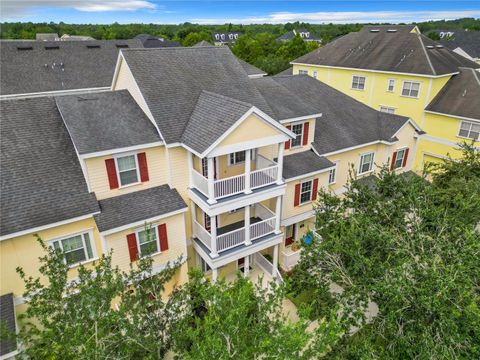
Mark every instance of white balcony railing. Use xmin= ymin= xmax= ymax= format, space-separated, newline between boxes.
xmin=214 ymin=174 xmax=245 ymax=199
xmin=193 ymin=220 xmax=212 ymax=250
xmin=281 ymin=247 xmax=301 ymax=271
xmin=192 ymin=170 xmax=209 ymax=197
xmin=217 ymin=227 xmax=245 ymax=252
xmin=251 ymin=217 xmax=276 ymax=241
xmin=250 ymin=165 xmax=278 ymax=190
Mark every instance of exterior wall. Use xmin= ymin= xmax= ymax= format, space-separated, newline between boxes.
xmin=85 ymin=146 xmax=168 ymax=200
xmin=282 ymin=118 xmax=316 ymax=155
xmin=0 ymin=217 xmax=102 ymax=299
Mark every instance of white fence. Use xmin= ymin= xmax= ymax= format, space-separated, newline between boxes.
xmin=214 ymin=174 xmax=245 ymax=199
xmin=250 ymin=165 xmax=278 ymax=189
xmin=251 ymin=218 xmax=276 ymax=240
xmin=217 ymin=227 xmax=245 ymax=252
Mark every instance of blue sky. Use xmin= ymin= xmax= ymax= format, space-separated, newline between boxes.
xmin=2 ymin=1 xmax=480 ymax=24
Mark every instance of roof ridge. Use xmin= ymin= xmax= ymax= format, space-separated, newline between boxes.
xmin=468 ymin=68 xmax=480 ymax=86
xmin=200 ymin=89 xmax=254 ymax=108
xmin=121 ymin=46 xmax=228 ymax=52
xmin=417 ymin=33 xmax=436 ymax=76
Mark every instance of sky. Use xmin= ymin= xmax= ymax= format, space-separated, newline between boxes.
xmin=1 ymin=0 xmax=480 ymax=24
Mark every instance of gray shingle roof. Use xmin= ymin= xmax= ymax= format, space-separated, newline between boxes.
xmin=181 ymin=91 xmax=253 ymax=154
xmin=134 ymin=34 xmax=180 ymax=48
xmin=0 ymin=293 xmax=16 ymax=356
xmin=236 ymin=58 xmax=266 ymax=77
xmin=121 ymin=46 xmax=273 ymax=144
xmin=283 ymin=150 xmax=334 ymax=179
xmin=426 ymin=67 xmax=480 ymax=121
xmin=55 ymin=90 xmax=161 ymax=155
xmin=193 ymin=40 xmax=213 ymax=47
xmin=275 ymin=67 xmax=293 ymax=76
xmin=271 ymin=75 xmax=410 ymax=155
xmin=251 ymin=76 xmax=320 ymax=120
xmin=0 ymin=39 xmax=143 ymax=96
xmin=293 ymin=25 xmax=479 ymax=76
xmin=0 ymin=97 xmax=99 ymax=237
xmin=94 ymin=185 xmax=187 ymax=232
xmin=436 ymin=30 xmax=480 ymax=59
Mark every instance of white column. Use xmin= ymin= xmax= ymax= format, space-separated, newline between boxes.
xmin=244 ymin=205 xmax=251 ymax=246
xmin=277 ymin=143 xmax=284 ymax=185
xmin=244 ymin=256 xmax=250 ymax=277
xmin=188 ymin=152 xmax=193 ymax=188
xmin=207 ymin=156 xmax=216 ymax=204
xmin=244 ymin=149 xmax=252 ymax=194
xmin=191 ymin=202 xmax=197 ymax=236
xmin=275 ymin=196 xmax=282 ymax=234
xmin=272 ymin=244 xmax=279 ymax=278
xmin=210 ymin=215 xmax=218 ymax=258
xmin=212 ymin=268 xmax=218 ymax=283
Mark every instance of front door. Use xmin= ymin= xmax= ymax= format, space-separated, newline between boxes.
xmin=285 ymin=224 xmax=296 ymax=246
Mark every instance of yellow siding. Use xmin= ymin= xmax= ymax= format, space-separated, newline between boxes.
xmin=85 ymin=146 xmax=168 ymax=200
xmin=0 ymin=217 xmax=102 ymax=298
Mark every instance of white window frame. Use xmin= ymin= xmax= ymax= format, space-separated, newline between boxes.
xmin=401 ymin=81 xmax=421 ymax=98
xmin=393 ymin=147 xmax=407 ymax=169
xmin=298 ymin=69 xmax=308 ymax=75
xmin=312 ymin=71 xmax=318 ymax=79
xmin=387 ymin=79 xmax=395 ymax=92
xmin=49 ymin=229 xmax=97 ymax=267
xmin=328 ymin=164 xmax=337 ymax=185
xmin=228 ymin=151 xmax=246 ymax=166
xmin=457 ymin=120 xmax=480 ymax=141
xmin=290 ymin=122 xmax=304 ymax=148
xmin=379 ymin=105 xmax=396 ymax=114
xmin=300 ymin=179 xmax=313 ymax=205
xmin=135 ymin=225 xmax=161 ymax=258
xmin=358 ymin=152 xmax=375 ymax=175
xmin=197 ymin=254 xmax=211 ymax=274
xmin=351 ymin=75 xmax=366 ymax=91
xmin=114 ymin=152 xmax=140 ymax=188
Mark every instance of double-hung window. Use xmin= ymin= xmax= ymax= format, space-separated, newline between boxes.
xmin=359 ymin=152 xmax=374 ymax=174
xmin=51 ymin=231 xmax=95 ymax=266
xmin=291 ymin=123 xmax=304 ymax=147
xmin=328 ymin=165 xmax=337 ymax=185
xmin=351 ymin=75 xmax=366 ymax=90
xmin=393 ymin=148 xmax=407 ymax=169
xmin=229 ymin=151 xmax=246 ymax=165
xmin=401 ymin=81 xmax=420 ymax=98
xmin=137 ymin=227 xmax=159 ymax=257
xmin=300 ymin=180 xmax=312 ymax=204
xmin=458 ymin=121 xmax=480 ymax=141
xmin=116 ymin=154 xmax=139 ymax=186
xmin=380 ymin=106 xmax=395 ymax=114
xmin=313 ymin=71 xmax=318 ymax=79
xmin=387 ymin=79 xmax=395 ymax=92
xmin=298 ymin=69 xmax=308 ymax=75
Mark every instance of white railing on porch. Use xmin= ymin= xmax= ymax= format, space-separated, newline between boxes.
xmin=217 ymin=227 xmax=245 ymax=252
xmin=192 ymin=170 xmax=209 ymax=197
xmin=193 ymin=220 xmax=212 ymax=250
xmin=256 ymin=154 xmax=276 ymax=168
xmin=250 ymin=165 xmax=278 ymax=190
xmin=254 ymin=203 xmax=275 ymax=219
xmin=281 ymin=248 xmax=301 ymax=271
xmin=255 ymin=253 xmax=284 ymax=285
xmin=251 ymin=218 xmax=276 ymax=241
xmin=214 ymin=174 xmax=245 ymax=199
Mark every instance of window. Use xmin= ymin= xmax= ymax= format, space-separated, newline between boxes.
xmin=116 ymin=154 xmax=139 ymax=186
xmin=229 ymin=151 xmax=246 ymax=165
xmin=328 ymin=165 xmax=337 ymax=184
xmin=401 ymin=81 xmax=420 ymax=98
xmin=300 ymin=180 xmax=312 ymax=204
xmin=199 ymin=256 xmax=211 ymax=273
xmin=393 ymin=148 xmax=407 ymax=169
xmin=298 ymin=69 xmax=308 ymax=75
xmin=351 ymin=75 xmax=366 ymax=90
xmin=312 ymin=71 xmax=318 ymax=79
xmin=137 ymin=227 xmax=159 ymax=257
xmin=359 ymin=152 xmax=374 ymax=174
xmin=387 ymin=79 xmax=395 ymax=92
xmin=379 ymin=106 xmax=395 ymax=114
xmin=51 ymin=231 xmax=95 ymax=266
xmin=458 ymin=121 xmax=480 ymax=141
xmin=291 ymin=123 xmax=303 ymax=147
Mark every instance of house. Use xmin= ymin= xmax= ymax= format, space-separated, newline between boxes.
xmin=134 ymin=34 xmax=181 ymax=48
xmin=435 ymin=30 xmax=480 ymax=64
xmin=0 ymin=46 xmax=421 ymax=342
xmin=291 ymin=25 xmax=480 ymax=169
xmin=278 ymin=29 xmax=321 ymax=43
xmin=36 ymin=33 xmax=59 ymax=41
xmin=60 ymin=34 xmax=95 ymax=41
xmin=212 ymin=32 xmax=242 ymax=46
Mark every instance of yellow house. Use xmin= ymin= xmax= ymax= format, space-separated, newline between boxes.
xmin=291 ymin=25 xmax=479 ymax=169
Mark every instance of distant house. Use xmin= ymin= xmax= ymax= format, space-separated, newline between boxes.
xmin=36 ymin=33 xmax=59 ymax=41
xmin=434 ymin=29 xmax=480 ymax=64
xmin=134 ymin=34 xmax=181 ymax=48
xmin=60 ymin=34 xmax=95 ymax=41
xmin=212 ymin=32 xmax=242 ymax=46
xmin=278 ymin=29 xmax=321 ymax=44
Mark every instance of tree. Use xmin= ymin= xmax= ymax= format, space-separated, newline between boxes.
xmin=182 ymin=31 xmax=211 ymax=47
xmin=292 ymin=144 xmax=480 ymax=359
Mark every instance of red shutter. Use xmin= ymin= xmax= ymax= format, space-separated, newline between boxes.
xmin=285 ymin=125 xmax=291 ymax=150
xmin=137 ymin=152 xmax=149 ymax=182
xmin=311 ymin=178 xmax=319 ymax=201
xmin=302 ymin=122 xmax=309 ymax=146
xmin=158 ymin=224 xmax=169 ymax=252
xmin=105 ymin=159 xmax=119 ymax=189
xmin=294 ymin=183 xmax=301 ymax=207
xmin=390 ymin=152 xmax=398 ymax=171
xmin=127 ymin=233 xmax=138 ymax=262
xmin=402 ymin=148 xmax=409 ymax=167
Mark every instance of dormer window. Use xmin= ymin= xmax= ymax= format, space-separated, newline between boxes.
xmin=116 ymin=154 xmax=140 ymax=186
xmin=290 ymin=124 xmax=304 ymax=147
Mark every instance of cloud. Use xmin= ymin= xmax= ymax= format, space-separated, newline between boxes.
xmin=1 ymin=0 xmax=156 ymax=20
xmin=191 ymin=10 xmax=480 ymax=25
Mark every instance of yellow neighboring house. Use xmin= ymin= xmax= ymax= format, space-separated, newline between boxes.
xmin=291 ymin=25 xmax=480 ymax=169
xmin=1 ymin=45 xmax=422 ymax=357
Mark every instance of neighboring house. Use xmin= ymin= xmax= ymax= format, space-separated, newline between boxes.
xmin=278 ymin=29 xmax=322 ymax=43
xmin=60 ymin=34 xmax=95 ymax=41
xmin=0 ymin=46 xmax=421 ymax=344
xmin=435 ymin=29 xmax=480 ymax=64
xmin=212 ymin=32 xmax=242 ymax=46
xmin=36 ymin=33 xmax=59 ymax=41
xmin=134 ymin=34 xmax=181 ymax=48
xmin=291 ymin=25 xmax=480 ymax=169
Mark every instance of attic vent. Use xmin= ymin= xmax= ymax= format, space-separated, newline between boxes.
xmin=86 ymin=45 xmax=100 ymax=49
xmin=116 ymin=44 xmax=129 ymax=48
xmin=45 ymin=45 xmax=59 ymax=50
xmin=426 ymin=45 xmax=435 ymax=49
xmin=435 ymin=45 xmax=444 ymax=48
xmin=17 ymin=46 xmax=33 ymax=51
xmin=370 ymin=29 xmax=380 ymax=33
xmin=387 ymin=29 xmax=397 ymax=33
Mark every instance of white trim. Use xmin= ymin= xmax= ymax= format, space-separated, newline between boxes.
xmin=281 ymin=211 xmax=315 ymax=227
xmin=379 ymin=105 xmax=396 ymax=114
xmin=351 ymin=74 xmax=367 ymax=91
xmin=0 ymin=350 xmax=19 ymax=360
xmin=319 ymin=140 xmax=396 ymax=157
xmin=392 ymin=118 xmax=422 ymax=137
xmin=279 ymin=113 xmax=322 ymax=124
xmin=400 ymin=80 xmax=421 ymax=99
xmin=48 ymin=229 xmax=97 ymax=268
xmin=285 ymin=166 xmax=335 ymax=182
xmin=79 ymin=142 xmax=163 ymax=159
xmin=209 ymin=134 xmax=287 ymax=157
xmin=0 ymin=213 xmax=98 ymax=241
xmin=299 ymin=179 xmax=313 ymax=205
xmin=421 ymin=79 xmax=433 ymax=127
xmin=419 ymin=134 xmax=462 ymax=148
xmin=424 ymin=110 xmax=480 ymax=123
xmin=290 ymin=62 xmax=459 ymax=79
xmin=358 ymin=151 xmax=375 ymax=175
xmin=248 ymin=73 xmax=268 ymax=79
xmin=0 ymin=87 xmax=110 ymax=100
xmin=135 ymin=224 xmax=161 ymax=258
xmin=328 ymin=163 xmax=338 ymax=185
xmin=457 ymin=120 xmax=480 ymax=141
xmin=114 ymin=152 xmax=141 ymax=188
xmin=100 ymin=207 xmax=188 ymax=236
xmin=386 ymin=78 xmax=396 ymax=92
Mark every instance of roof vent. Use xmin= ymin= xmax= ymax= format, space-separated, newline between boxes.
xmin=426 ymin=45 xmax=435 ymax=49
xmin=86 ymin=44 xmax=100 ymax=49
xmin=17 ymin=46 xmax=33 ymax=51
xmin=387 ymin=29 xmax=397 ymax=33
xmin=45 ymin=45 xmax=59 ymax=50
xmin=435 ymin=44 xmax=444 ymax=48
xmin=370 ymin=29 xmax=380 ymax=33
xmin=116 ymin=44 xmax=129 ymax=48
